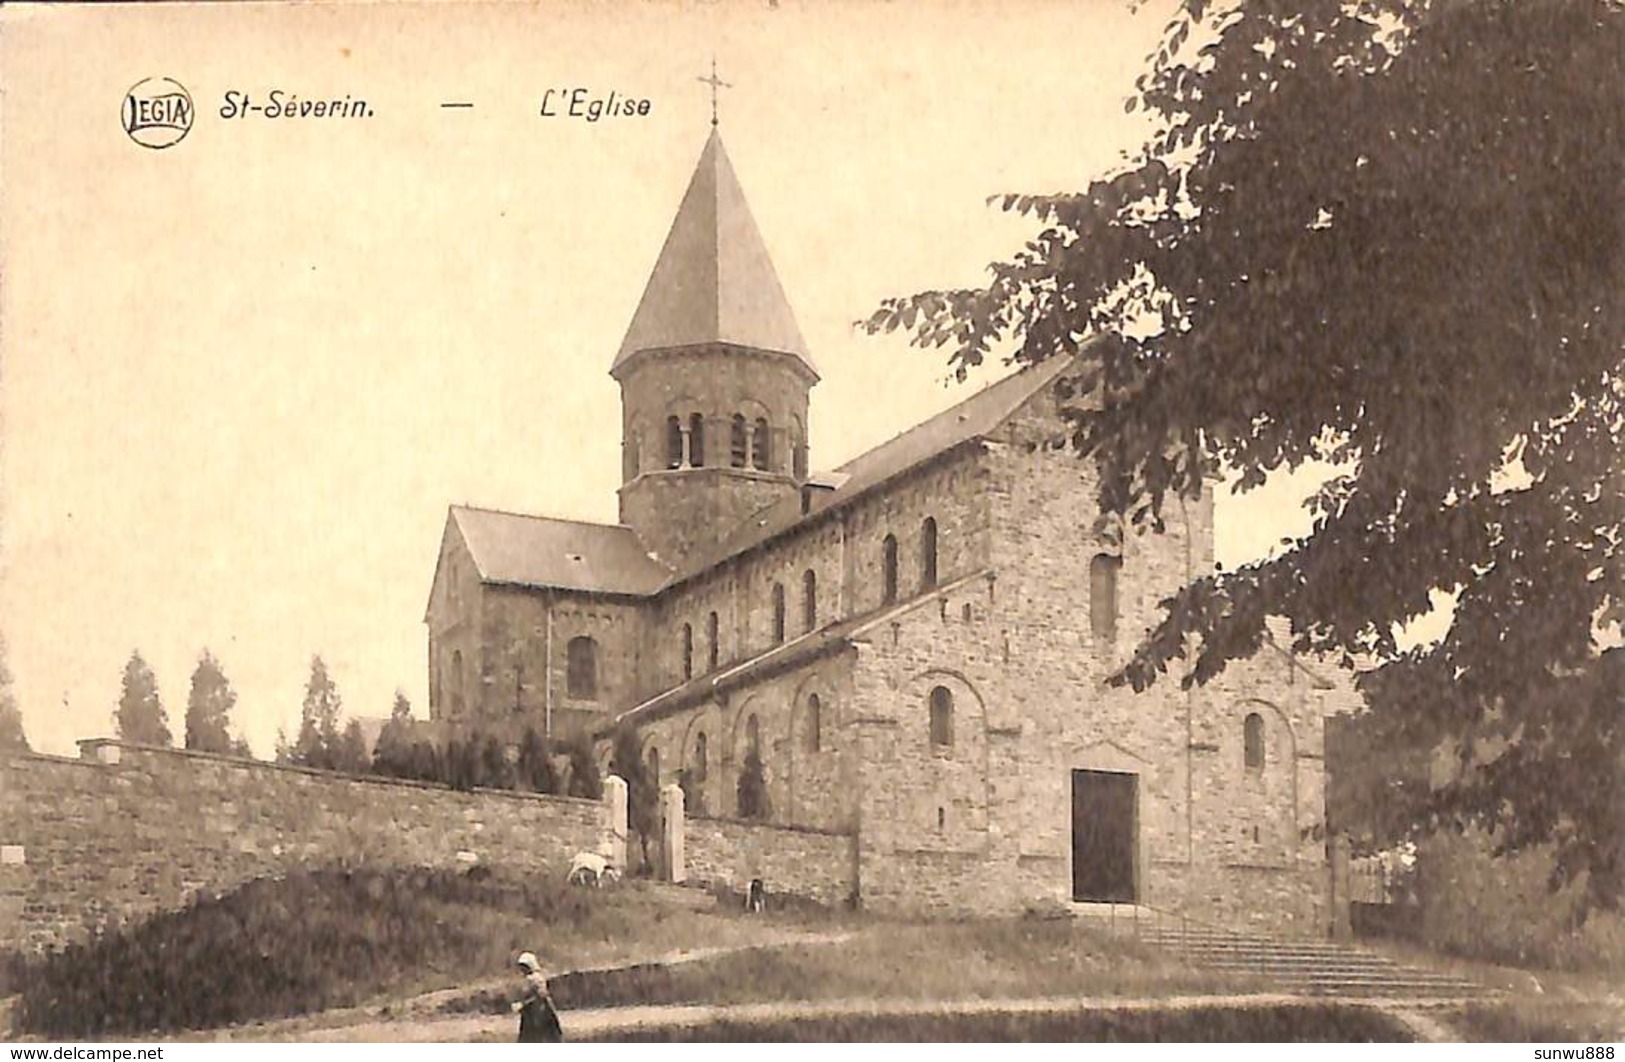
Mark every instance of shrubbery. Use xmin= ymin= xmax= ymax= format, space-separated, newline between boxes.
xmin=11 ymin=865 xmax=596 ymax=1038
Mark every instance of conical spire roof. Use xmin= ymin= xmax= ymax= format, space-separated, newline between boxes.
xmin=613 ymin=128 xmax=815 ymax=376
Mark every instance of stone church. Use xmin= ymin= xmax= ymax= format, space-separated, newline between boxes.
xmin=424 ymin=128 xmax=1357 ymax=926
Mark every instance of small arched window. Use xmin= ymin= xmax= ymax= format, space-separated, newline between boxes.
xmin=681 ymin=623 xmax=694 ymax=681
xmin=730 ymin=414 xmax=749 ymax=468
xmin=1244 ymin=712 xmax=1265 ymax=771
xmin=666 ymin=415 xmax=684 ymax=469
xmin=921 ymin=517 xmax=939 ymax=589
xmin=694 ymin=731 xmax=708 ymax=781
xmin=646 ymin=744 xmax=661 ymax=786
xmin=688 ymin=412 xmax=706 ymax=467
xmin=566 ymin=636 xmax=598 ymax=700
xmin=707 ymin=610 xmax=720 ymax=671
xmin=802 ymin=569 xmax=817 ymax=631
xmin=882 ymin=534 xmax=899 ymax=604
xmin=752 ymin=418 xmax=771 ymax=471
xmin=807 ymin=694 xmax=822 ymax=753
xmin=746 ymin=714 xmax=761 ymax=757
xmin=1090 ymin=554 xmax=1122 ymax=640
xmin=929 ymin=685 xmax=953 ymax=747
xmin=771 ymin=583 xmax=786 ymax=645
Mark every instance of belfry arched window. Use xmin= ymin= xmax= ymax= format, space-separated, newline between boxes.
xmin=882 ymin=534 xmax=899 ymax=604
xmin=752 ymin=418 xmax=771 ymax=471
xmin=681 ymin=623 xmax=694 ymax=681
xmin=666 ymin=416 xmax=684 ymax=469
xmin=1244 ymin=712 xmax=1265 ymax=771
xmin=730 ymin=415 xmax=749 ymax=468
xmin=566 ymin=636 xmax=598 ymax=700
xmin=929 ymin=686 xmax=953 ymax=747
xmin=803 ymin=569 xmax=817 ymax=631
xmin=921 ymin=517 xmax=939 ymax=589
xmin=707 ymin=610 xmax=720 ymax=671
xmin=688 ymin=412 xmax=706 ymax=467
xmin=771 ymin=583 xmax=787 ymax=645
xmin=1090 ymin=554 xmax=1122 ymax=640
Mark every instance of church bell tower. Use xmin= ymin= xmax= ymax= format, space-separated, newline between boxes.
xmin=612 ymin=127 xmax=818 ymax=568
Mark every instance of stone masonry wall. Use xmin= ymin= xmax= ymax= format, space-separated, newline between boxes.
xmin=684 ymin=814 xmax=858 ymax=909
xmin=0 ymin=741 xmax=608 ymax=955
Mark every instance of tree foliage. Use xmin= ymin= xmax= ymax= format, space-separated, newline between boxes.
xmin=515 ymin=725 xmax=558 ymax=794
xmin=867 ymin=0 xmax=1624 ymax=906
xmin=565 ymin=735 xmax=603 ymax=801
xmin=184 ymin=650 xmax=241 ymax=755
xmin=290 ymin=655 xmax=343 ymax=770
xmin=371 ymin=690 xmax=416 ymax=778
xmin=610 ymin=726 xmax=659 ymax=873
xmin=115 ymin=651 xmax=171 ymax=747
xmin=0 ymin=634 xmax=28 ymax=752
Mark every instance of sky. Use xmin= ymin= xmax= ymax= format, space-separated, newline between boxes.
xmin=0 ymin=0 xmax=1327 ymax=758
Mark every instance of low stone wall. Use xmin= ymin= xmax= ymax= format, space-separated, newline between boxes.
xmin=684 ymin=814 xmax=858 ymax=908
xmin=0 ymin=740 xmax=610 ymax=954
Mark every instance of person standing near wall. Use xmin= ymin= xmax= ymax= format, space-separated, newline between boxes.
xmin=512 ymin=951 xmax=563 ymax=1042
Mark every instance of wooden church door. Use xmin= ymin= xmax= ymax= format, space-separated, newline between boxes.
xmin=1071 ymin=768 xmax=1139 ymax=903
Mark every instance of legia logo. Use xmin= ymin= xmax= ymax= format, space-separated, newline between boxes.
xmin=123 ymin=77 xmax=194 ymax=149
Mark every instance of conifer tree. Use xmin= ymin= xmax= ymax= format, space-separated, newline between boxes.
xmin=292 ymin=655 xmax=342 ymax=769
xmin=184 ymin=650 xmax=239 ymax=754
xmin=115 ymin=651 xmax=171 ymax=746
xmin=0 ymin=634 xmax=28 ymax=752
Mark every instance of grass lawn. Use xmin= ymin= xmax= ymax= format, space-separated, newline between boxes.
xmin=437 ymin=915 xmax=1263 ymax=1017
xmin=576 ymin=1003 xmax=1410 ymax=1042
xmin=2 ymin=865 xmax=835 ymax=1040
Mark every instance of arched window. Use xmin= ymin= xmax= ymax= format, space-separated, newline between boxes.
xmin=688 ymin=412 xmax=706 ymax=467
xmin=694 ymin=731 xmax=708 ymax=781
xmin=566 ymin=636 xmax=598 ymax=700
xmin=771 ymin=583 xmax=786 ymax=645
xmin=646 ymin=744 xmax=661 ymax=786
xmin=1244 ymin=712 xmax=1265 ymax=771
xmin=920 ymin=517 xmax=939 ymax=589
xmin=746 ymin=714 xmax=760 ymax=756
xmin=882 ymin=534 xmax=899 ymax=604
xmin=807 ymin=694 xmax=822 ymax=753
xmin=451 ymin=649 xmax=465 ymax=717
xmin=802 ymin=569 xmax=817 ymax=631
xmin=730 ymin=414 xmax=748 ymax=468
xmin=1090 ymin=554 xmax=1122 ymax=640
xmin=752 ymin=418 xmax=771 ymax=471
xmin=681 ymin=623 xmax=694 ymax=681
xmin=666 ymin=415 xmax=684 ymax=469
xmin=929 ymin=686 xmax=953 ymax=747
xmin=707 ymin=610 xmax=720 ymax=671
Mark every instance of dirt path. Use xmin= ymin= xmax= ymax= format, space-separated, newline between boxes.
xmin=218 ymin=991 xmax=1483 ymax=1042
xmin=192 ymin=926 xmax=856 ymax=1042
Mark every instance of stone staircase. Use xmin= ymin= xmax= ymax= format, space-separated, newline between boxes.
xmin=1074 ymin=905 xmax=1488 ymax=1000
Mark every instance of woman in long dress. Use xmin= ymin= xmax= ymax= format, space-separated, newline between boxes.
xmin=512 ymin=951 xmax=563 ymax=1042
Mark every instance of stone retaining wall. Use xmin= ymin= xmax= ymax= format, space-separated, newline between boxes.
xmin=0 ymin=740 xmax=609 ymax=954
xmin=683 ymin=813 xmax=858 ymax=908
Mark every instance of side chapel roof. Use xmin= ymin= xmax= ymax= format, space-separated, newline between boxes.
xmin=448 ymin=506 xmax=672 ymax=597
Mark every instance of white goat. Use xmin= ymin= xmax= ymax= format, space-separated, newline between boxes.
xmin=567 ymin=850 xmax=620 ymax=887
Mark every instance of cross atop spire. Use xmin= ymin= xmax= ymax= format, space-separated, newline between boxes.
xmin=697 ymin=57 xmax=731 ymax=127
